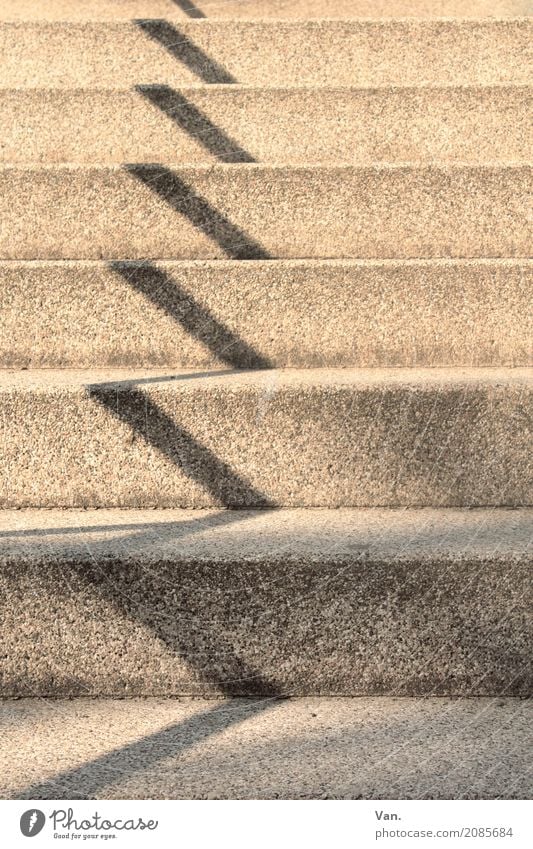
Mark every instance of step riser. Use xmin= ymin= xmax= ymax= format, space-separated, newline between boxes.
xmin=2 ymin=261 xmax=531 ymax=368
xmin=2 ymin=1 xmax=529 ymax=21
xmin=3 ymin=87 xmax=530 ymax=165
xmin=2 ymin=0 xmax=531 ymax=710
xmin=2 ymin=552 xmax=530 ymax=696
xmin=2 ymin=21 xmax=530 ymax=88
xmin=1 ymin=371 xmax=530 ymax=508
xmin=1 ymin=166 xmax=529 ymax=259
xmin=2 ymin=506 xmax=530 ymax=697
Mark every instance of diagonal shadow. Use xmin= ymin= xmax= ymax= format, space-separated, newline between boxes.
xmin=172 ymin=0 xmax=207 ymax=18
xmin=10 ymin=15 xmax=287 ymax=800
xmin=0 ymin=508 xmax=263 ymax=541
xmin=10 ymin=510 xmax=285 ymax=798
xmin=109 ymin=261 xmax=272 ymax=368
xmin=15 ymin=699 xmax=281 ymax=799
xmin=86 ymin=381 xmax=274 ymax=508
xmin=136 ymin=84 xmax=256 ymax=162
xmin=136 ymin=19 xmax=236 ymax=84
xmin=125 ymin=164 xmax=271 ymax=259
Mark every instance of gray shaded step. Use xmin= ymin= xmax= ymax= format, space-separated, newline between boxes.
xmin=3 ymin=85 xmax=530 ymax=165
xmin=2 ymin=697 xmax=532 ymax=800
xmin=1 ymin=260 xmax=531 ymax=368
xmin=1 ymin=20 xmax=530 ymax=88
xmin=0 ymin=507 xmax=531 ymax=696
xmin=1 ymin=0 xmax=529 ymax=21
xmin=1 ymin=165 xmax=529 ymax=259
xmin=0 ymin=368 xmax=531 ymax=508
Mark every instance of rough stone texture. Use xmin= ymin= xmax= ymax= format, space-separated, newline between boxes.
xmin=3 ymin=85 xmax=531 ymax=165
xmin=1 ymin=0 xmax=531 ymax=800
xmin=0 ymin=369 xmax=531 ymax=508
xmin=1 ymin=697 xmax=531 ymax=800
xmin=0 ymin=367 xmax=524 ymax=507
xmin=0 ymin=508 xmax=531 ymax=696
xmin=1 ymin=260 xmax=531 ymax=368
xmin=1 ymin=20 xmax=530 ymax=88
xmin=1 ymin=165 xmax=529 ymax=260
xmin=1 ymin=0 xmax=529 ymax=20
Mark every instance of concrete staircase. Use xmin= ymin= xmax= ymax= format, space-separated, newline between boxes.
xmin=0 ymin=0 xmax=531 ymax=798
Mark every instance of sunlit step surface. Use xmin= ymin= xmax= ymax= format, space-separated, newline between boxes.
xmin=1 ymin=506 xmax=531 ymax=696
xmin=1 ymin=164 xmax=530 ymax=259
xmin=2 ymin=85 xmax=530 ymax=165
xmin=0 ymin=0 xmax=529 ymax=21
xmin=0 ymin=368 xmax=531 ymax=508
xmin=1 ymin=259 xmax=531 ymax=368
xmin=1 ymin=20 xmax=530 ymax=88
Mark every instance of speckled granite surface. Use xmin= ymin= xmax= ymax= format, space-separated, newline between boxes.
xmin=0 ymin=508 xmax=531 ymax=696
xmin=0 ymin=369 xmax=531 ymax=507
xmin=0 ymin=0 xmax=530 ymax=796
xmin=3 ymin=86 xmax=530 ymax=165
xmin=0 ymin=0 xmax=530 ymax=20
xmin=2 ymin=20 xmax=531 ymax=88
xmin=1 ymin=697 xmax=531 ymax=799
xmin=1 ymin=164 xmax=530 ymax=259
xmin=1 ymin=260 xmax=531 ymax=368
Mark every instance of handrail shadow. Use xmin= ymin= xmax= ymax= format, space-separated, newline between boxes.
xmin=14 ymin=699 xmax=281 ymax=799
xmin=86 ymin=380 xmax=275 ymax=508
xmin=8 ymin=9 xmax=288 ymax=801
xmin=125 ymin=164 xmax=271 ymax=259
xmin=135 ymin=19 xmax=236 ymax=84
xmin=109 ymin=261 xmax=272 ymax=368
xmin=172 ymin=0 xmax=207 ymax=18
xmin=0 ymin=509 xmax=259 ymax=540
xmin=9 ymin=503 xmax=284 ymax=798
xmin=136 ymin=85 xmax=256 ymax=163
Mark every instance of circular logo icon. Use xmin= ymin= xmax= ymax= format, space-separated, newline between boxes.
xmin=20 ymin=810 xmax=46 ymax=837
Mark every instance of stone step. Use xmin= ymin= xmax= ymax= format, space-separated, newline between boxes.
xmin=1 ymin=507 xmax=531 ymax=696
xmin=1 ymin=0 xmax=529 ymax=21
xmin=1 ymin=259 xmax=531 ymax=368
xmin=0 ymin=696 xmax=533 ymax=800
xmin=0 ymin=368 xmax=530 ymax=508
xmin=3 ymin=85 xmax=530 ymax=165
xmin=2 ymin=696 xmax=531 ymax=799
xmin=1 ymin=20 xmax=530 ymax=88
xmin=1 ymin=164 xmax=529 ymax=259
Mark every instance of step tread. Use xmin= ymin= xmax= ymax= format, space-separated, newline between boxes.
xmin=3 ymin=161 xmax=528 ymax=169
xmin=2 ymin=256 xmax=530 ymax=266
xmin=1 ymin=366 xmax=531 ymax=390
xmin=3 ymin=259 xmax=530 ymax=370
xmin=2 ymin=697 xmax=531 ymax=800
xmin=0 ymin=0 xmax=529 ymax=21
xmin=2 ymin=367 xmax=530 ymax=509
xmin=1 ymin=507 xmax=531 ymax=561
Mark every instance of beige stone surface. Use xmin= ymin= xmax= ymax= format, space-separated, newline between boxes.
xmin=1 ymin=697 xmax=532 ymax=799
xmin=0 ymin=0 xmax=530 ymax=724
xmin=1 ymin=20 xmax=530 ymax=88
xmin=0 ymin=0 xmax=530 ymax=20
xmin=0 ymin=368 xmax=531 ymax=508
xmin=1 ymin=260 xmax=531 ymax=368
xmin=1 ymin=505 xmax=530 ymax=560
xmin=2 ymin=85 xmax=530 ymax=165
xmin=1 ymin=164 xmax=529 ymax=259
xmin=0 ymin=507 xmax=531 ymax=696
